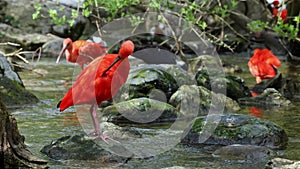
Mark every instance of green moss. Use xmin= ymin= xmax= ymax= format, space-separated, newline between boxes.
xmin=0 ymin=77 xmax=38 ymax=106
xmin=126 ymin=68 xmax=179 ymax=100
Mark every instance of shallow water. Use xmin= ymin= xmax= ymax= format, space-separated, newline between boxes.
xmin=9 ymin=56 xmax=300 ymax=168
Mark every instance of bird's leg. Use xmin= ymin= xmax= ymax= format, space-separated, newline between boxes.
xmin=87 ymin=104 xmax=119 ymax=144
xmin=87 ymin=104 xmax=100 ymax=135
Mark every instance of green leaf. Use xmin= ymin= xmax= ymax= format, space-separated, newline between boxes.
xmin=32 ymin=12 xmax=39 ymax=20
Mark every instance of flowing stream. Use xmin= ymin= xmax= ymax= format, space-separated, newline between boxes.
xmin=8 ymin=56 xmax=300 ymax=168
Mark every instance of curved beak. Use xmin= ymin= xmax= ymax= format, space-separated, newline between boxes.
xmin=101 ymin=56 xmax=121 ymax=76
xmin=56 ymin=44 xmax=68 ymax=63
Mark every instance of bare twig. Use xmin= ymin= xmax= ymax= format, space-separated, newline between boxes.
xmin=32 ymin=47 xmax=42 ymax=63
xmin=10 ymin=63 xmax=45 ymax=76
xmin=5 ymin=48 xmax=29 ymax=64
xmin=0 ymin=42 xmax=21 ymax=47
xmin=94 ymin=0 xmax=103 ymax=37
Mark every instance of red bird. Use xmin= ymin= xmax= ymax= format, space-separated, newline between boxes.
xmin=248 ymin=48 xmax=281 ymax=84
xmin=56 ymin=38 xmax=108 ymax=69
xmin=57 ymin=40 xmax=134 ymax=143
xmin=272 ymin=0 xmax=288 ymax=23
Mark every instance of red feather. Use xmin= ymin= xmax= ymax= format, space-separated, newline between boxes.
xmin=248 ymin=49 xmax=281 ymax=83
xmin=58 ymin=40 xmax=134 ymax=111
xmin=56 ymin=38 xmax=108 ymax=69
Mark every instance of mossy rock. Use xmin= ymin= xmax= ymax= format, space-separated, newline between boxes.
xmin=0 ymin=54 xmax=38 ymax=106
xmin=118 ymin=66 xmax=179 ymax=102
xmin=169 ymin=85 xmax=240 ymax=115
xmin=41 ymin=122 xmax=140 ymax=161
xmin=102 ymin=97 xmax=180 ymax=124
xmin=41 ymin=134 xmax=129 ymax=162
xmin=182 ymin=114 xmax=288 ymax=149
xmin=0 ymin=77 xmax=38 ymax=106
xmin=195 ymin=69 xmax=251 ymax=100
xmin=238 ymin=88 xmax=292 ymax=107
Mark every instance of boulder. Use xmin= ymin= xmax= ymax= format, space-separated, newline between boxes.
xmin=0 ymin=53 xmax=38 ymax=106
xmin=102 ymin=97 xmax=180 ymax=124
xmin=213 ymin=144 xmax=275 ymax=160
xmin=238 ymin=88 xmax=292 ymax=108
xmin=118 ymin=65 xmax=179 ymax=102
xmin=182 ymin=114 xmax=288 ymax=149
xmin=41 ymin=122 xmax=140 ymax=161
xmin=195 ymin=69 xmax=251 ymax=100
xmin=169 ymin=85 xmax=240 ymax=115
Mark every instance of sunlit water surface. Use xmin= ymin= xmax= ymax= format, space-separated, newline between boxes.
xmin=8 ymin=56 xmax=300 ymax=168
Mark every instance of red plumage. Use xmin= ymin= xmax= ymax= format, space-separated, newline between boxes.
xmin=272 ymin=0 xmax=288 ymax=23
xmin=57 ymin=40 xmax=134 ymax=143
xmin=248 ymin=48 xmax=281 ymax=84
xmin=56 ymin=38 xmax=108 ymax=69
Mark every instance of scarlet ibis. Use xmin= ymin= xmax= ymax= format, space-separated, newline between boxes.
xmin=56 ymin=38 xmax=108 ymax=69
xmin=57 ymin=40 xmax=134 ymax=143
xmin=272 ymin=0 xmax=288 ymax=22
xmin=248 ymin=48 xmax=281 ymax=84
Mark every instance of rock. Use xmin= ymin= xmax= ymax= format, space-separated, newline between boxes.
xmin=0 ymin=0 xmax=97 ymax=52
xmin=251 ymin=73 xmax=283 ymax=95
xmin=41 ymin=122 xmax=140 ymax=161
xmin=222 ymin=62 xmax=243 ymax=74
xmin=1 ymin=0 xmax=95 ymax=38
xmin=0 ymin=53 xmax=23 ymax=85
xmin=118 ymin=65 xmax=179 ymax=102
xmin=213 ymin=144 xmax=275 ymax=160
xmin=169 ymin=85 xmax=240 ymax=116
xmin=132 ymin=48 xmax=177 ymax=64
xmin=102 ymin=97 xmax=180 ymax=124
xmin=266 ymin=158 xmax=300 ymax=169
xmin=0 ymin=23 xmax=57 ymax=51
xmin=195 ymin=69 xmax=251 ymax=100
xmin=41 ymin=38 xmax=64 ymax=58
xmin=162 ymin=64 xmax=195 ymax=86
xmin=0 ymin=54 xmax=38 ymax=106
xmin=182 ymin=114 xmax=288 ymax=149
xmin=238 ymin=88 xmax=292 ymax=107
xmin=41 ymin=134 xmax=130 ymax=162
xmin=250 ymin=73 xmax=300 ymax=100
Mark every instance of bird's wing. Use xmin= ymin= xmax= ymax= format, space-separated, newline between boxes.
xmin=266 ymin=55 xmax=281 ymax=68
xmin=69 ymin=56 xmax=104 ymax=105
xmin=79 ymin=43 xmax=108 ymax=61
xmin=248 ymin=60 xmax=260 ymax=77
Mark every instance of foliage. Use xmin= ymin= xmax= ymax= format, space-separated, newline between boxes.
xmin=247 ymin=20 xmax=269 ymax=32
xmin=32 ymin=0 xmax=140 ymax=26
xmin=247 ymin=16 xmax=300 ymax=41
xmin=32 ymin=0 xmax=299 ymax=50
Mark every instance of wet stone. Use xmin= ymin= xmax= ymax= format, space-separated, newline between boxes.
xmin=102 ymin=97 xmax=180 ymax=124
xmin=266 ymin=158 xmax=300 ymax=169
xmin=41 ymin=122 xmax=141 ymax=162
xmin=195 ymin=69 xmax=251 ymax=100
xmin=238 ymin=88 xmax=292 ymax=107
xmin=169 ymin=85 xmax=240 ymax=116
xmin=118 ymin=65 xmax=179 ymax=102
xmin=41 ymin=134 xmax=130 ymax=163
xmin=182 ymin=114 xmax=288 ymax=149
xmin=213 ymin=144 xmax=275 ymax=160
xmin=0 ymin=54 xmax=38 ymax=106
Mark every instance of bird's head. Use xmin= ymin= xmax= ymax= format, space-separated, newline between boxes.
xmin=118 ymin=40 xmax=135 ymax=59
xmin=101 ymin=40 xmax=134 ymax=76
xmin=272 ymin=0 xmax=280 ymax=7
xmin=56 ymin=38 xmax=73 ymax=63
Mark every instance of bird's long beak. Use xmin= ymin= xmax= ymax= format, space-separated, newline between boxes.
xmin=56 ymin=44 xmax=68 ymax=63
xmin=101 ymin=56 xmax=121 ymax=76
